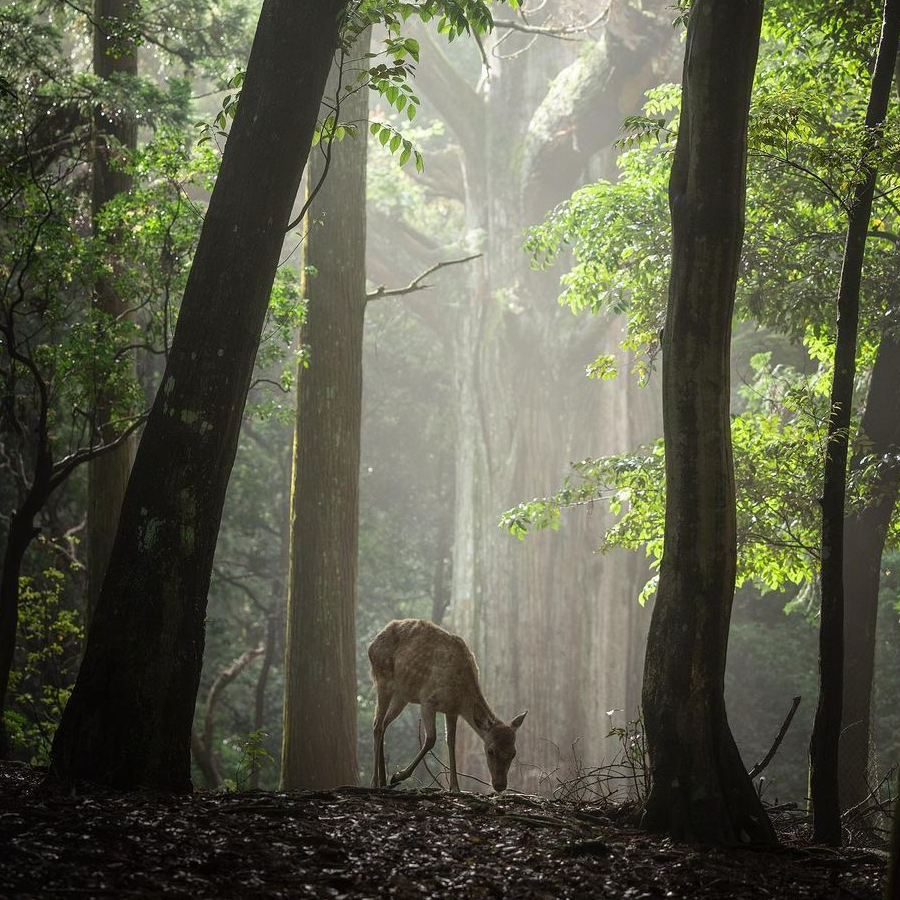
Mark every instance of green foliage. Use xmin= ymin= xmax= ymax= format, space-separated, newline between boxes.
xmin=513 ymin=10 xmax=900 ymax=608
xmin=6 ymin=567 xmax=83 ymax=764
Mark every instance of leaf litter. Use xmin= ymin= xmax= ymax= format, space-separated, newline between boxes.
xmin=0 ymin=762 xmax=885 ymax=899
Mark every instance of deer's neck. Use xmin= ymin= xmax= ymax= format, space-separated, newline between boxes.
xmin=461 ymin=686 xmax=498 ymax=739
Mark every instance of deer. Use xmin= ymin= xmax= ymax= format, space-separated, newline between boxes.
xmin=368 ymin=618 xmax=527 ymax=793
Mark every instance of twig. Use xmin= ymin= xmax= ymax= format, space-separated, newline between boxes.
xmin=749 ymin=695 xmax=802 ymax=779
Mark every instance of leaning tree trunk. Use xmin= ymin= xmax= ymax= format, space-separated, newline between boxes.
xmin=640 ymin=0 xmax=774 ymax=844
xmin=811 ymin=0 xmax=900 ymax=845
xmin=87 ymin=0 xmax=138 ymax=628
xmin=839 ymin=331 xmax=900 ymax=812
xmin=49 ymin=0 xmax=344 ymax=792
xmin=280 ymin=32 xmax=369 ymax=790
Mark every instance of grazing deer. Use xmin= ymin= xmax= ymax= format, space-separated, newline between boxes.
xmin=368 ymin=618 xmax=527 ymax=793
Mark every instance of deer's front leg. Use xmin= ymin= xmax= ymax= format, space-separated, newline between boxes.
xmin=391 ymin=703 xmax=437 ymax=786
xmin=446 ymin=713 xmax=460 ymax=792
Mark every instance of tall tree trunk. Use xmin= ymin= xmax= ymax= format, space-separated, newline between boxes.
xmin=640 ymin=0 xmax=773 ymax=844
xmin=811 ymin=0 xmax=900 ymax=845
xmin=48 ymin=0 xmax=344 ymax=792
xmin=87 ymin=0 xmax=138 ymax=629
xmin=839 ymin=331 xmax=900 ymax=812
xmin=280 ymin=33 xmax=369 ymax=790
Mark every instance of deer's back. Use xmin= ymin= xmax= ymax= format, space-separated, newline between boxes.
xmin=368 ymin=619 xmax=478 ymax=713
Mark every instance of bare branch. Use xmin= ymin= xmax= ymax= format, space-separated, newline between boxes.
xmin=748 ymin=696 xmax=802 ymax=780
xmin=366 ymin=254 xmax=481 ymax=301
xmin=49 ymin=412 xmax=148 ymax=492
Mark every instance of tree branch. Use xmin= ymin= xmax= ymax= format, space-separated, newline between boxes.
xmin=748 ymin=696 xmax=802 ymax=780
xmin=366 ymin=254 xmax=481 ymax=301
xmin=49 ymin=412 xmax=147 ymax=492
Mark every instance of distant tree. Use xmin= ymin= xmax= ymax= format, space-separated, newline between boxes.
xmin=810 ymin=0 xmax=900 ymax=845
xmin=281 ymin=31 xmax=371 ymax=790
xmin=49 ymin=0 xmax=346 ymax=791
xmin=639 ymin=0 xmax=774 ymax=844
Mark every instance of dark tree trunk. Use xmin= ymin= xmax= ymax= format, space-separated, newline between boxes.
xmin=640 ymin=0 xmax=773 ymax=844
xmin=888 ymin=769 xmax=900 ymax=899
xmin=87 ymin=0 xmax=138 ymax=628
xmin=0 ymin=479 xmax=49 ymax=758
xmin=280 ymin=33 xmax=369 ymax=790
xmin=48 ymin=0 xmax=344 ymax=792
xmin=811 ymin=0 xmax=900 ymax=845
xmin=839 ymin=331 xmax=900 ymax=812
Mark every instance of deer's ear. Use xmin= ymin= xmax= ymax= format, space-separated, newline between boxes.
xmin=511 ymin=710 xmax=528 ymax=729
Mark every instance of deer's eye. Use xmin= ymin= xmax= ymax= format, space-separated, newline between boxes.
xmin=487 ymin=748 xmax=496 ymax=757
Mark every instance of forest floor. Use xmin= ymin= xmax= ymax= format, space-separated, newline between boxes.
xmin=0 ymin=762 xmax=887 ymax=899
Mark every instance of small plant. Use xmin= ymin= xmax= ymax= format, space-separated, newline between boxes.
xmin=228 ymin=729 xmax=274 ymax=791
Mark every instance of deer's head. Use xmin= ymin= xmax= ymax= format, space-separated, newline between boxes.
xmin=481 ymin=711 xmax=527 ymax=792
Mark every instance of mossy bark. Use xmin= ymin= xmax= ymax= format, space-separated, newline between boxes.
xmin=640 ymin=0 xmax=774 ymax=845
xmin=49 ymin=0 xmax=344 ymax=791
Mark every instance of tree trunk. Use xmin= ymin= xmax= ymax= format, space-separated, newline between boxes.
xmin=0 ymin=496 xmax=44 ymax=757
xmin=839 ymin=331 xmax=900 ymax=812
xmin=280 ymin=33 xmax=369 ymax=790
xmin=887 ymin=769 xmax=900 ymax=899
xmin=48 ymin=0 xmax=344 ymax=792
xmin=811 ymin=0 xmax=900 ymax=845
xmin=87 ymin=0 xmax=138 ymax=629
xmin=0 ymin=399 xmax=52 ymax=759
xmin=640 ymin=0 xmax=773 ymax=844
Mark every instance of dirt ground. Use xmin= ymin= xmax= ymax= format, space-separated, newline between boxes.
xmin=0 ymin=762 xmax=887 ymax=899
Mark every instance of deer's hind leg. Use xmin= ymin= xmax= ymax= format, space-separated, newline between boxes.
xmin=373 ymin=687 xmax=406 ymax=788
xmin=390 ymin=701 xmax=437 ymax=786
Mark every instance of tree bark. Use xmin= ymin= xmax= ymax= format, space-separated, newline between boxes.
xmin=811 ymin=0 xmax=900 ymax=845
xmin=87 ymin=0 xmax=138 ymax=629
xmin=48 ymin=0 xmax=344 ymax=792
xmin=640 ymin=0 xmax=773 ymax=844
xmin=280 ymin=33 xmax=369 ymax=790
xmin=839 ymin=331 xmax=900 ymax=812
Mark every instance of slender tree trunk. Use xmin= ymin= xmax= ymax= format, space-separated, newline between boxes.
xmin=811 ymin=0 xmax=900 ymax=845
xmin=887 ymin=769 xmax=900 ymax=899
xmin=0 ymin=406 xmax=52 ymax=759
xmin=87 ymin=0 xmax=138 ymax=628
xmin=640 ymin=0 xmax=773 ymax=844
xmin=48 ymin=0 xmax=344 ymax=792
xmin=280 ymin=33 xmax=369 ymax=790
xmin=839 ymin=331 xmax=900 ymax=812
xmin=0 ymin=492 xmax=45 ymax=757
